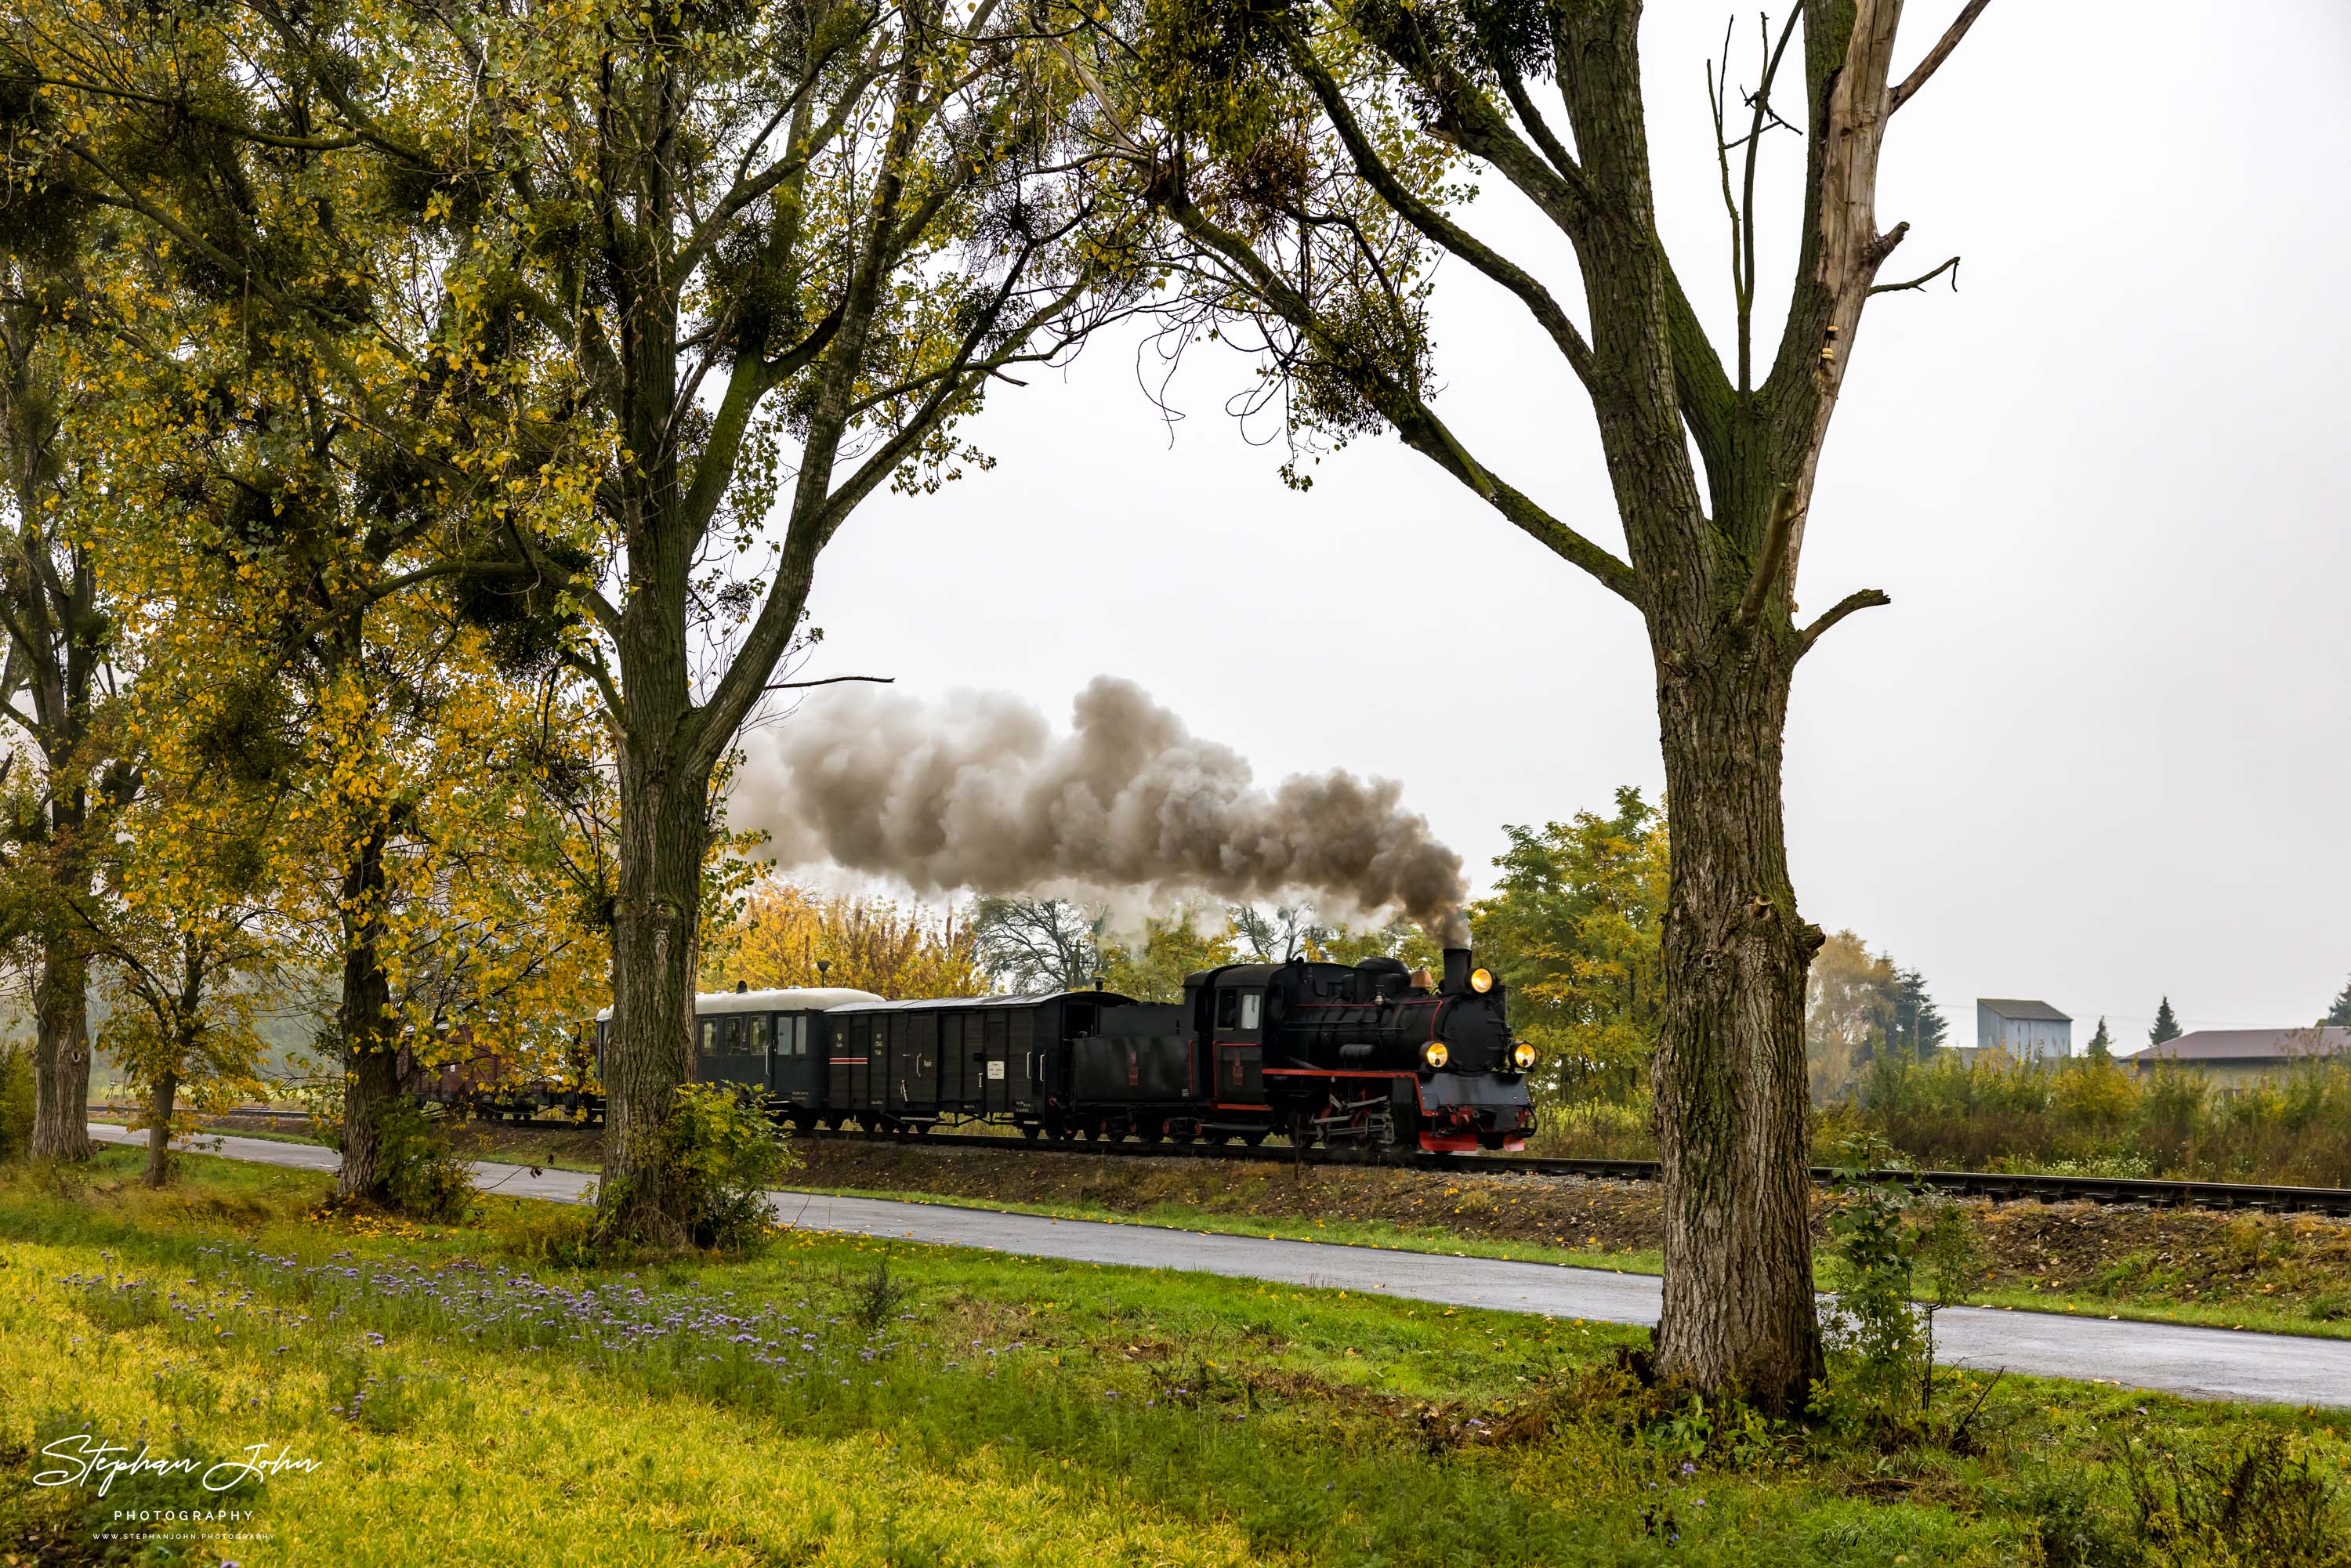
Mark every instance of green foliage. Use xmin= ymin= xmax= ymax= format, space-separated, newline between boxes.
xmin=2151 ymin=997 xmax=2183 ymax=1046
xmin=659 ymin=1084 xmax=797 ymax=1253
xmin=1306 ymin=915 xmax=1439 ymax=972
xmin=6 ymin=1403 xmax=265 ymax=1566
xmin=0 ymin=1038 xmax=32 ymax=1162
xmin=1813 ymin=1154 xmax=1929 ymax=1437
xmin=842 ymin=1252 xmax=915 ymax=1336
xmin=2001 ymin=1463 xmax=2139 ymax=1568
xmin=1910 ymin=1197 xmax=1983 ymax=1314
xmin=2124 ymin=1431 xmax=2350 ymax=1567
xmin=2088 ymin=1017 xmax=2114 ymax=1059
xmin=1861 ymin=1051 xmax=2351 ymax=1186
xmin=373 ymin=1101 xmax=479 ymax=1225
xmin=1469 ymin=785 xmax=1667 ymax=1106
xmin=1889 ymin=967 xmax=1947 ymax=1056
xmin=16 ymin=1146 xmax=2351 ymax=1567
xmin=2326 ymin=977 xmax=2351 ymax=1030
xmin=1098 ymin=910 xmax=1236 ymax=1002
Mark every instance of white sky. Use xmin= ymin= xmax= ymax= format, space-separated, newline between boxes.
xmin=770 ymin=1 xmax=2351 ymax=1051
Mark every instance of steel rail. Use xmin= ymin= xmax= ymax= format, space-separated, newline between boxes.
xmin=157 ymin=1105 xmax=2351 ymax=1216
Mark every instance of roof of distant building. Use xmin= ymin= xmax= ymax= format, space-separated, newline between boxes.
xmin=2133 ymin=1027 xmax=2351 ymax=1063
xmin=1979 ymin=998 xmax=2072 ymax=1023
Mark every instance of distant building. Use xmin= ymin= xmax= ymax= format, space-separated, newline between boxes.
xmin=2133 ymin=1027 xmax=2351 ymax=1087
xmin=1976 ymin=999 xmax=2073 ymax=1062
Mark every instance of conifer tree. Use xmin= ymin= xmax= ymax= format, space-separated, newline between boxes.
xmin=2150 ymin=998 xmax=2183 ymax=1047
xmin=1891 ymin=969 xmax=1947 ymax=1059
xmin=2325 ymin=977 xmax=2351 ymax=1030
xmin=2086 ymin=1017 xmax=2113 ymax=1059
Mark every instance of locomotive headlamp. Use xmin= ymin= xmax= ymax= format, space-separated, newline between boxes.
xmin=1511 ymin=1041 xmax=1537 ymax=1072
xmin=1469 ymin=967 xmax=1494 ymax=994
xmin=1422 ymin=1041 xmax=1450 ymax=1070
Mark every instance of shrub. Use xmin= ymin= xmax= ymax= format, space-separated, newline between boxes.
xmin=373 ymin=1100 xmax=480 ymax=1224
xmin=661 ymin=1083 xmax=796 ymax=1251
xmin=1813 ymin=1164 xmax=1927 ymax=1437
xmin=0 ymin=1039 xmax=33 ymax=1162
xmin=2125 ymin=1430 xmax=2349 ymax=1567
xmin=1527 ymin=1097 xmax=1655 ymax=1160
xmin=843 ymin=1251 xmax=914 ymax=1334
xmin=2001 ymin=1463 xmax=2138 ymax=1568
xmin=1854 ymin=1052 xmax=2351 ymax=1186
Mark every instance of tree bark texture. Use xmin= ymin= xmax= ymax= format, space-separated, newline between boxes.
xmin=143 ymin=1070 xmax=177 ymax=1188
xmin=1647 ymin=636 xmax=1824 ymax=1409
xmin=335 ymin=827 xmax=397 ymax=1201
xmin=599 ymin=727 xmax=710 ymax=1244
xmin=31 ymin=935 xmax=92 ymax=1161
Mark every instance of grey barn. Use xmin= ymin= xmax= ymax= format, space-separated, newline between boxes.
xmin=1976 ymin=998 xmax=2073 ymax=1062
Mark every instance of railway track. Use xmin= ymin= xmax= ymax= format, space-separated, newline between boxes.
xmin=155 ymin=1103 xmax=2351 ymax=1218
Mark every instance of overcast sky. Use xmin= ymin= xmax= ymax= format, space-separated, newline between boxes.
xmin=758 ymin=2 xmax=2351 ymax=1051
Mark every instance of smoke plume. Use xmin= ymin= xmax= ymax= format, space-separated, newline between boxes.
xmin=732 ymin=676 xmax=1471 ymax=946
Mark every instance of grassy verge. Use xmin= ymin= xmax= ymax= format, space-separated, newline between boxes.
xmin=122 ymin=1113 xmax=2351 ymax=1342
xmin=782 ymin=1182 xmax=2351 ymax=1344
xmin=9 ymin=1150 xmax=2351 ymax=1566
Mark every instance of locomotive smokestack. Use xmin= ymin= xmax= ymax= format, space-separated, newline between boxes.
xmin=1441 ymin=947 xmax=1470 ymax=995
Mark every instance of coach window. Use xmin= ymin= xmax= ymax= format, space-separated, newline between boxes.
xmin=748 ymin=1016 xmax=770 ymax=1056
xmin=792 ymin=1016 xmax=809 ymax=1058
xmin=698 ymin=1019 xmax=717 ymax=1059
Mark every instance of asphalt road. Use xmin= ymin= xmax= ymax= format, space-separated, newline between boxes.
xmin=87 ymin=1122 xmax=2351 ymax=1409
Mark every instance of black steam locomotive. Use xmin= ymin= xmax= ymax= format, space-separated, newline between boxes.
xmin=634 ymin=945 xmax=1535 ymax=1153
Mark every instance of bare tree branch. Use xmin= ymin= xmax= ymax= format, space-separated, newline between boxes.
xmin=1868 ymin=255 xmax=1960 ymax=295
xmin=1796 ymin=588 xmax=1893 ymax=657
xmin=1888 ymin=2 xmax=1993 ymax=114
xmin=759 ymin=674 xmax=894 ymax=693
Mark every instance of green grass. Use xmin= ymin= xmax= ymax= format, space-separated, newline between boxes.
xmin=788 ymin=1183 xmax=2351 ymax=1342
xmin=792 ymin=1178 xmax=1661 ymax=1266
xmin=7 ymin=1149 xmax=2351 ymax=1566
xmin=100 ymin=1114 xmax=2351 ymax=1345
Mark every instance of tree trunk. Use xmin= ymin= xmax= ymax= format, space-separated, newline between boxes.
xmin=596 ymin=730 xmax=709 ymax=1243
xmin=335 ymin=828 xmax=397 ymax=1201
xmin=1647 ymin=632 xmax=1824 ymax=1412
xmin=143 ymin=1070 xmax=177 ymax=1188
xmin=29 ymin=937 xmax=92 ymax=1161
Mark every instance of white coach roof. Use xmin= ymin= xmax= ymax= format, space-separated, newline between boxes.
xmin=595 ymin=986 xmax=886 ymax=1023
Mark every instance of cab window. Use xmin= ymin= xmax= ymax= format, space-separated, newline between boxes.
xmin=1216 ymin=990 xmax=1239 ymax=1029
xmin=1240 ymin=993 xmax=1262 ymax=1030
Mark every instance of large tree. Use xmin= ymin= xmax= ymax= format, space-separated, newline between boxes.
xmin=21 ymin=0 xmax=1140 ymax=1236
xmin=1081 ymin=0 xmax=1991 ymax=1403
xmin=0 ymin=210 xmax=136 ymax=1161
